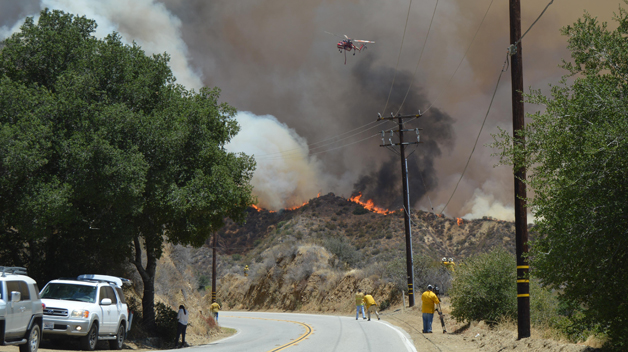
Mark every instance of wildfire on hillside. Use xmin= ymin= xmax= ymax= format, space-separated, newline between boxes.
xmin=457 ymin=217 xmax=463 ymax=226
xmin=349 ymin=193 xmax=396 ymax=215
xmin=251 ymin=204 xmax=275 ymax=213
xmin=251 ymin=193 xmax=322 ymax=213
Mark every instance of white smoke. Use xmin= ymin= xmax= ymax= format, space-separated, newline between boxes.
xmin=460 ymin=188 xmax=515 ymax=221
xmin=0 ymin=19 xmax=22 ymax=39
xmin=225 ymin=111 xmax=326 ymax=210
xmin=40 ymin=0 xmax=202 ymax=90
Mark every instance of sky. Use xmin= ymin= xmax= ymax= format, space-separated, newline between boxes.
xmin=0 ymin=0 xmax=623 ymax=220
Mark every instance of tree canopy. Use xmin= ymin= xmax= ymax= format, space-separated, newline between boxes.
xmin=493 ymin=3 xmax=628 ymax=348
xmin=0 ymin=9 xmax=255 ymax=331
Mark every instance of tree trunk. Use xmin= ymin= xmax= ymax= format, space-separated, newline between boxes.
xmin=132 ymin=236 xmax=158 ymax=333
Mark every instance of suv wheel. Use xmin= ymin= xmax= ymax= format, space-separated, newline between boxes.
xmin=19 ymin=324 xmax=40 ymax=352
xmin=80 ymin=323 xmax=99 ymax=351
xmin=109 ymin=323 xmax=125 ymax=350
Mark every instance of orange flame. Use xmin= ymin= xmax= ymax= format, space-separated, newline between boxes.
xmin=457 ymin=217 xmax=463 ymax=226
xmin=285 ymin=201 xmax=308 ymax=211
xmin=348 ymin=193 xmax=395 ymax=215
xmin=251 ymin=204 xmax=275 ymax=213
xmin=284 ymin=193 xmax=322 ymax=211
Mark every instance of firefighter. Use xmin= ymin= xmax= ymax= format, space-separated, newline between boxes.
xmin=355 ymin=289 xmax=366 ymax=320
xmin=421 ymin=284 xmax=440 ymax=333
xmin=363 ymin=292 xmax=380 ymax=321
xmin=210 ymin=300 xmax=221 ymax=323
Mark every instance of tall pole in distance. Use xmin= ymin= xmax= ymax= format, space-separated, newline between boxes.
xmin=378 ymin=113 xmax=421 ymax=307
xmin=509 ymin=0 xmax=530 ymax=339
xmin=398 ymin=117 xmax=415 ymax=307
xmin=212 ymin=232 xmax=217 ymax=304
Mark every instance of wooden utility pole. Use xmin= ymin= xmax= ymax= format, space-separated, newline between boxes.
xmin=378 ymin=113 xmax=421 ymax=307
xmin=212 ymin=232 xmax=217 ymax=303
xmin=509 ymin=0 xmax=531 ymax=339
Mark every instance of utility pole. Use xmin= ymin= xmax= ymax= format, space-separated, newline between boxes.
xmin=378 ymin=112 xmax=421 ymax=307
xmin=212 ymin=232 xmax=218 ymax=304
xmin=508 ymin=0 xmax=530 ymax=339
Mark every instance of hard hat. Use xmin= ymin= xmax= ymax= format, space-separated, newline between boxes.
xmin=427 ymin=284 xmax=433 ymax=290
xmin=449 ymin=258 xmax=454 ymax=262
xmin=442 ymin=257 xmax=447 ymax=262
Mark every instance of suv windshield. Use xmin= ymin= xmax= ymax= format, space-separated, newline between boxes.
xmin=40 ymin=283 xmax=97 ymax=303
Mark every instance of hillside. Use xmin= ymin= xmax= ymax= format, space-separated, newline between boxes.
xmin=157 ymin=192 xmax=520 ymax=313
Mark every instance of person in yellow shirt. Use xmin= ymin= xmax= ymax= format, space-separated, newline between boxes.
xmin=210 ymin=300 xmax=221 ymax=323
xmin=363 ymin=292 xmax=380 ymax=321
xmin=355 ymin=289 xmax=366 ymax=320
xmin=421 ymin=284 xmax=440 ymax=333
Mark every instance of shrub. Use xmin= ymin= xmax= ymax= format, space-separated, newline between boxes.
xmin=323 ymin=236 xmax=359 ymax=267
xmin=353 ymin=205 xmax=369 ymax=215
xmin=232 ymin=254 xmax=242 ymax=261
xmin=449 ymin=249 xmax=517 ymax=325
xmin=197 ymin=275 xmax=210 ymax=290
xmin=154 ymin=302 xmax=178 ymax=341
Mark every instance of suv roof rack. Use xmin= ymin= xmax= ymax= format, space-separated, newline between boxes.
xmin=0 ymin=266 xmax=28 ymax=276
xmin=77 ymin=274 xmax=131 ymax=287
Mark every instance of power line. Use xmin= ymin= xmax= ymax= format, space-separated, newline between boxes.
xmin=439 ymin=53 xmax=509 ymax=215
xmin=514 ymin=0 xmax=554 ymax=48
xmin=253 ymin=120 xmax=388 ymax=159
xmin=423 ymin=0 xmax=495 ymax=114
xmin=382 ymin=0 xmax=415 ymax=115
xmin=395 ymin=0 xmax=440 ymax=115
xmin=255 ymin=133 xmax=379 ymax=161
xmin=436 ymin=0 xmax=554 ymax=215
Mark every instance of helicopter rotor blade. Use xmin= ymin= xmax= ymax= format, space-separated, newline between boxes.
xmin=354 ymin=40 xmax=375 ymax=43
xmin=324 ymin=31 xmax=344 ymax=38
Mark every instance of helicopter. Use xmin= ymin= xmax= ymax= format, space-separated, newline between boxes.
xmin=325 ymin=32 xmax=375 ymax=64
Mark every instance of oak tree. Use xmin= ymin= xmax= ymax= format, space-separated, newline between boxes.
xmin=0 ymin=9 xmax=255 ymax=331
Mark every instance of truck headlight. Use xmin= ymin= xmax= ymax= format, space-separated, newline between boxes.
xmin=71 ymin=310 xmax=89 ymax=318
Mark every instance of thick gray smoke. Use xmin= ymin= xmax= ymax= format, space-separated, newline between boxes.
xmin=1 ymin=0 xmax=622 ymax=218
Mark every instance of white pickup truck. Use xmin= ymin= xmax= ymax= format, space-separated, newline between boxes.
xmin=39 ymin=275 xmax=131 ymax=351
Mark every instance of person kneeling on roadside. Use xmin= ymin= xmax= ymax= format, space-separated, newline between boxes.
xmin=363 ymin=292 xmax=380 ymax=321
xmin=175 ymin=304 xmax=188 ymax=348
xmin=421 ymin=284 xmax=440 ymax=333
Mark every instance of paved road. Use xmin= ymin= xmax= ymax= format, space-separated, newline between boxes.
xmin=181 ymin=312 xmax=416 ymax=352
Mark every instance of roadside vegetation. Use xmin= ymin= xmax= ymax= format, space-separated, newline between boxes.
xmin=491 ymin=3 xmax=628 ymax=350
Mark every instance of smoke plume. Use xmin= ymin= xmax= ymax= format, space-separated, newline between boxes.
xmin=0 ymin=0 xmax=622 ymax=219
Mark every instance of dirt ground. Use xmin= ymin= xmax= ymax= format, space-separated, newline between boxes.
xmin=383 ymin=302 xmax=600 ymax=352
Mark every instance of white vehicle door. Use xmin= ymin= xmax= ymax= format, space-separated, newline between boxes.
xmin=17 ymin=281 xmax=33 ymax=333
xmin=4 ymin=281 xmax=28 ymax=338
xmin=98 ymin=286 xmax=117 ymax=334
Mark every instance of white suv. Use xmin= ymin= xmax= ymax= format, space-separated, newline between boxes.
xmin=0 ymin=266 xmax=44 ymax=352
xmin=39 ymin=275 xmax=131 ymax=351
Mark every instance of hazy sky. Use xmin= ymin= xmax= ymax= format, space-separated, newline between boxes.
xmin=1 ymin=0 xmax=623 ymax=219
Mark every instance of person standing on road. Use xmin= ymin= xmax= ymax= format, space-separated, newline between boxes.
xmin=421 ymin=285 xmax=440 ymax=333
xmin=355 ymin=289 xmax=366 ymax=320
xmin=210 ymin=300 xmax=221 ymax=323
xmin=363 ymin=292 xmax=380 ymax=321
xmin=175 ymin=304 xmax=188 ymax=348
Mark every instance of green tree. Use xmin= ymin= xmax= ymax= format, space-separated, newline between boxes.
xmin=0 ymin=9 xmax=255 ymax=332
xmin=492 ymin=4 xmax=628 ymax=348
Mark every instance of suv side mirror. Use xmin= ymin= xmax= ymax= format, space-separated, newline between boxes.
xmin=100 ymin=298 xmax=112 ymax=306
xmin=11 ymin=291 xmax=21 ymax=304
